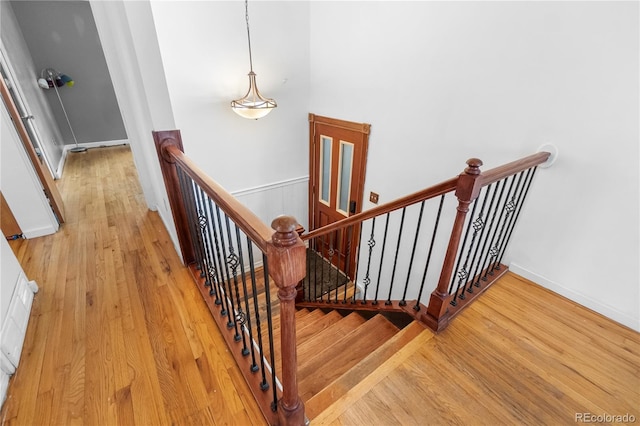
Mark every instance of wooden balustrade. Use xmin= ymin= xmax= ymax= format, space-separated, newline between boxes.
xmin=153 ymin=130 xmax=306 ymax=426
xmin=153 ymin=127 xmax=550 ymax=425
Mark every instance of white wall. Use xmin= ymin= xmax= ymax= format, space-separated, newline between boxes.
xmin=149 ymin=1 xmax=311 ymax=218
xmin=309 ymin=1 xmax=639 ymax=330
xmin=1 ymin=103 xmax=59 ymax=238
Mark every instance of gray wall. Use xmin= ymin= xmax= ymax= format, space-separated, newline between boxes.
xmin=11 ymin=0 xmax=126 ymax=144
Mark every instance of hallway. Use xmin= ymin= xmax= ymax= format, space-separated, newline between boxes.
xmin=2 ymin=146 xmax=265 ymax=425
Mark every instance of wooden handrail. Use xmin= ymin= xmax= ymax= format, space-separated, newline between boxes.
xmin=164 ymin=144 xmax=274 ymax=252
xmin=302 ymin=152 xmax=551 ymax=243
xmin=480 ymin=151 xmax=550 ymax=187
xmin=301 ymin=178 xmax=459 ymax=241
xmin=154 ymin=130 xmax=305 ymax=425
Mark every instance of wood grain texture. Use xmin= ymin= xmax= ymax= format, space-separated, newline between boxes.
xmin=314 ymin=272 xmax=640 ymax=424
xmin=0 ymin=146 xmax=265 ymax=425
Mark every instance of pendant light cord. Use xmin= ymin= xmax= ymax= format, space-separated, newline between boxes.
xmin=244 ymin=0 xmax=254 ymax=72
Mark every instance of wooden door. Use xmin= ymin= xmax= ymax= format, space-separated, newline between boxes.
xmin=309 ymin=114 xmax=370 ymax=278
xmin=0 ymin=75 xmax=65 ymax=223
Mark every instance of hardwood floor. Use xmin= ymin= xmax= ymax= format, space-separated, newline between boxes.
xmin=2 ymin=145 xmax=638 ymax=425
xmin=314 ymin=273 xmax=640 ymax=425
xmin=1 ymin=146 xmax=265 ymax=425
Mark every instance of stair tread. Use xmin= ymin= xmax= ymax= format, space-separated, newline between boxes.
xmin=297 ymin=310 xmax=343 ymax=345
xmin=304 ymin=320 xmax=427 ymax=418
xmin=297 ymin=312 xmax=368 ymax=365
xmin=298 ymin=314 xmax=400 ymax=401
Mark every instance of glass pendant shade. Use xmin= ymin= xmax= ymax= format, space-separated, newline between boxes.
xmin=231 ymin=71 xmax=277 ymax=119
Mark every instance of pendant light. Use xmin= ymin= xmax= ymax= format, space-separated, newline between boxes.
xmin=231 ymin=0 xmax=276 ymax=119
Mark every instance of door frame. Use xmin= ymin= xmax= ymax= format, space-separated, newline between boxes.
xmin=0 ymin=44 xmax=58 ymax=179
xmin=308 ymin=113 xmax=371 ymax=232
xmin=1 ymin=74 xmax=65 ymax=224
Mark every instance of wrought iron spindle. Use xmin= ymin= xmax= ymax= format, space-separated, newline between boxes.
xmin=360 ymin=218 xmax=376 ymax=304
xmin=373 ymin=213 xmax=391 ymax=305
xmin=351 ymin=223 xmax=364 ymax=303
xmin=261 ymin=256 xmax=278 ymax=411
xmin=246 ymin=237 xmax=269 ymax=388
xmin=194 ymin=185 xmax=221 ymax=303
xmin=213 ymin=204 xmax=241 ymax=338
xmin=235 ymin=226 xmax=256 ymax=363
xmin=496 ymin=167 xmax=538 ymax=266
xmin=481 ymin=174 xmax=519 ymax=280
xmin=477 ymin=177 xmax=510 ymax=283
xmin=205 ymin=197 xmax=231 ymax=317
xmin=343 ymin=225 xmax=354 ymax=303
xmin=491 ymin=168 xmax=533 ymax=272
xmin=401 ymin=201 xmax=426 ymax=306
xmin=465 ymin=183 xmax=497 ymax=294
xmin=414 ymin=194 xmax=445 ymax=311
xmin=471 ymin=179 xmax=505 ymax=287
xmin=456 ymin=185 xmax=492 ymax=297
xmin=224 ymin=214 xmax=249 ymax=352
xmin=386 ymin=207 xmax=407 ymax=305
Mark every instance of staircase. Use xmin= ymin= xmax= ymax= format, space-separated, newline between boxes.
xmin=271 ymin=306 xmax=426 ymax=418
xmin=153 ymin=131 xmax=551 ymax=425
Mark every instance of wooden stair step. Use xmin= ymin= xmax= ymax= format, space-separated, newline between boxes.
xmin=304 ymin=320 xmax=427 ymax=419
xmin=297 ymin=314 xmax=400 ymax=401
xmin=297 ymin=310 xmax=343 ymax=345
xmin=297 ymin=312 xmax=367 ymax=365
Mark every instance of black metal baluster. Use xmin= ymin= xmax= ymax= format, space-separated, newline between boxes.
xmin=459 ymin=186 xmax=492 ymax=296
xmin=326 ymin=233 xmax=336 ymax=302
xmin=247 ymin=238 xmax=268 ymax=387
xmin=481 ymin=175 xmax=517 ymax=281
xmin=495 ymin=167 xmax=537 ymax=268
xmin=466 ymin=184 xmax=497 ymax=293
xmin=343 ymin=225 xmax=353 ymax=303
xmin=414 ymin=195 xmax=445 ymax=311
xmin=474 ymin=179 xmax=506 ymax=287
xmin=333 ymin=230 xmax=340 ymax=303
xmin=360 ymin=218 xmax=376 ymax=304
xmin=205 ymin=198 xmax=230 ymax=317
xmin=320 ymin=234 xmax=328 ymax=301
xmin=261 ymin=256 xmax=278 ymax=411
xmin=386 ymin=207 xmax=406 ymax=305
xmin=235 ymin=226 xmax=255 ymax=363
xmin=449 ymin=197 xmax=479 ymax=305
xmin=351 ymin=223 xmax=364 ymax=303
xmin=485 ymin=173 xmax=522 ymax=277
xmin=193 ymin=186 xmax=220 ymax=303
xmin=400 ymin=201 xmax=425 ymax=306
xmin=373 ymin=213 xmax=391 ymax=305
xmin=225 ymin=215 xmax=248 ymax=352
xmin=213 ymin=205 xmax=241 ymax=338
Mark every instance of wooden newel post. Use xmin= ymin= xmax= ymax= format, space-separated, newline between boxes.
xmin=267 ymin=215 xmax=306 ymax=426
xmin=425 ymin=158 xmax=483 ymax=332
xmin=153 ymin=130 xmax=196 ymax=265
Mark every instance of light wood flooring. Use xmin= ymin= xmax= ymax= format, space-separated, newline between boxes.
xmin=2 ymin=145 xmax=639 ymax=425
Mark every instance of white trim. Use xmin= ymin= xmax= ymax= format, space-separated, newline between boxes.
xmin=509 ymin=262 xmax=640 ymax=332
xmin=231 ymin=176 xmax=309 ymax=198
xmin=21 ymin=225 xmax=58 ymax=239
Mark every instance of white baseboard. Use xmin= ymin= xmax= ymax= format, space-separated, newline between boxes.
xmin=509 ymin=262 xmax=639 ymax=332
xmin=64 ymin=139 xmax=129 ymax=152
xmin=22 ymin=224 xmax=58 ymax=239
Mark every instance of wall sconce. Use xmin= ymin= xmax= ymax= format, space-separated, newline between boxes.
xmin=38 ymin=68 xmax=86 ymax=153
xmin=230 ymin=0 xmax=277 ymax=120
